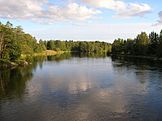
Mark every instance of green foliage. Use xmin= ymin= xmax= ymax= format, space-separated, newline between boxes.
xmin=148 ymin=32 xmax=158 ymax=55
xmin=157 ymin=30 xmax=162 ymax=57
xmin=135 ymin=32 xmax=149 ymax=55
xmin=112 ymin=30 xmax=162 ymax=57
xmin=46 ymin=40 xmax=112 ymax=54
xmin=1 ymin=21 xmax=162 ymax=62
xmin=0 ymin=22 xmax=46 ymax=61
xmin=0 ymin=22 xmax=21 ymax=61
xmin=112 ymin=38 xmax=124 ymax=54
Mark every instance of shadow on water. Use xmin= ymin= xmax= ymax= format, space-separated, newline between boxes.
xmin=71 ymin=52 xmax=108 ymax=58
xmin=47 ymin=52 xmax=107 ymax=62
xmin=111 ymin=55 xmax=162 ymax=70
xmin=111 ymin=55 xmax=162 ymax=87
xmin=47 ymin=52 xmax=72 ymax=62
xmin=0 ymin=56 xmax=46 ymax=100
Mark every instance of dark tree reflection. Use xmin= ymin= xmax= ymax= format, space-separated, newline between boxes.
xmin=0 ymin=56 xmax=46 ymax=99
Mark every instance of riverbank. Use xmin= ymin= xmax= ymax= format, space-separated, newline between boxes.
xmin=111 ymin=54 xmax=162 ymax=61
xmin=0 ymin=50 xmax=64 ymax=68
xmin=21 ymin=50 xmax=64 ymax=58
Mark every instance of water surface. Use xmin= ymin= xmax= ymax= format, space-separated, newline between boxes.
xmin=0 ymin=53 xmax=162 ymax=121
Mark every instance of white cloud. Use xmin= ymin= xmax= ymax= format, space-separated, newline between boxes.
xmin=0 ymin=0 xmax=47 ymax=19
xmin=82 ymin=0 xmax=151 ymax=18
xmin=47 ymin=3 xmax=100 ymax=21
xmin=0 ymin=0 xmax=100 ymax=23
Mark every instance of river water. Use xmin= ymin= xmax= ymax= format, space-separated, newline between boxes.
xmin=0 ymin=53 xmax=162 ymax=121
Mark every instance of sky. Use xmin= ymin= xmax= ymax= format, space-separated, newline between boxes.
xmin=0 ymin=0 xmax=162 ymax=43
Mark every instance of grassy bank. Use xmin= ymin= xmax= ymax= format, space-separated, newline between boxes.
xmin=21 ymin=50 xmax=64 ymax=58
xmin=0 ymin=50 xmax=64 ymax=68
xmin=33 ymin=50 xmax=64 ymax=56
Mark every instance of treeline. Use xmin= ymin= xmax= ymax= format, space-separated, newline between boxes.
xmin=43 ymin=40 xmax=111 ymax=53
xmin=2 ymin=21 xmax=161 ymax=62
xmin=0 ymin=22 xmax=46 ymax=61
xmin=112 ymin=31 xmax=162 ymax=57
xmin=0 ymin=22 xmax=111 ymax=62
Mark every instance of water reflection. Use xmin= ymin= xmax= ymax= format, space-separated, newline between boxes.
xmin=0 ymin=66 xmax=34 ymax=99
xmin=0 ymin=53 xmax=162 ymax=121
xmin=0 ymin=56 xmax=46 ymax=99
xmin=47 ymin=52 xmax=107 ymax=62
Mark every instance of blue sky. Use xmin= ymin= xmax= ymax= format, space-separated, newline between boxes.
xmin=0 ymin=0 xmax=161 ymax=42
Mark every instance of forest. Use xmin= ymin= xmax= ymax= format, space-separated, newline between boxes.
xmin=112 ymin=31 xmax=162 ymax=57
xmin=44 ymin=40 xmax=111 ymax=53
xmin=0 ymin=22 xmax=46 ymax=61
xmin=0 ymin=21 xmax=162 ymax=63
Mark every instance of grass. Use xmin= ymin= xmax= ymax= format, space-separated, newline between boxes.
xmin=0 ymin=50 xmax=64 ymax=68
xmin=20 ymin=50 xmax=64 ymax=59
xmin=34 ymin=50 xmax=64 ymax=56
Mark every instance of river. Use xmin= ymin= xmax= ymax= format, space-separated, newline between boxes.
xmin=0 ymin=53 xmax=162 ymax=121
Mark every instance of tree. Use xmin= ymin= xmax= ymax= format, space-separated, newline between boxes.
xmin=0 ymin=22 xmax=21 ymax=60
xmin=123 ymin=39 xmax=134 ymax=55
xmin=148 ymin=32 xmax=158 ymax=55
xmin=79 ymin=42 xmax=88 ymax=52
xmin=157 ymin=30 xmax=162 ymax=57
xmin=47 ymin=40 xmax=54 ymax=50
xmin=112 ymin=38 xmax=124 ymax=54
xmin=135 ymin=32 xmax=149 ymax=55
